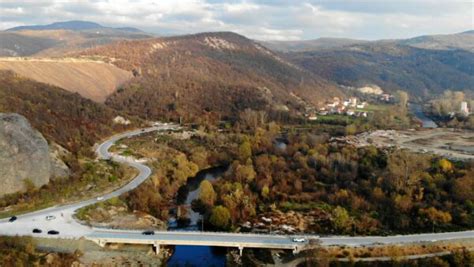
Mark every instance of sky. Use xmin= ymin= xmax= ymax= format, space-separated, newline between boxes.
xmin=1 ymin=0 xmax=473 ymax=41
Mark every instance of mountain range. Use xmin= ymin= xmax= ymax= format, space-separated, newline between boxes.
xmin=0 ymin=21 xmax=152 ymax=57
xmin=6 ymin=20 xmax=143 ymax=33
xmin=260 ymin=30 xmax=474 ymax=53
xmin=0 ymin=20 xmax=472 ymax=123
xmin=261 ymin=30 xmax=474 ymax=100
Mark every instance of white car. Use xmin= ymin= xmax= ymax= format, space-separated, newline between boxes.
xmin=96 ymin=197 xmax=104 ymax=201
xmin=292 ymin=237 xmax=306 ymax=243
xmin=45 ymin=215 xmax=56 ymax=221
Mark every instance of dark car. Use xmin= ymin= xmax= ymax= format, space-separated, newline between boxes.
xmin=32 ymin=228 xmax=42 ymax=234
xmin=8 ymin=216 xmax=17 ymax=222
xmin=47 ymin=230 xmax=59 ymax=235
xmin=142 ymin=231 xmax=155 ymax=235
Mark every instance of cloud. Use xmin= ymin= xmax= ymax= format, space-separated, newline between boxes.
xmin=1 ymin=0 xmax=472 ymax=40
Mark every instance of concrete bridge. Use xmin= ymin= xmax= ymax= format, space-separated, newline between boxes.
xmin=86 ymin=230 xmax=317 ymax=255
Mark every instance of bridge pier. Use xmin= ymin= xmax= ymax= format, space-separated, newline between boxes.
xmin=293 ymin=246 xmax=300 ymax=255
xmin=153 ymin=242 xmax=160 ymax=255
xmin=238 ymin=246 xmax=244 ymax=256
xmin=95 ymin=239 xmax=106 ymax=247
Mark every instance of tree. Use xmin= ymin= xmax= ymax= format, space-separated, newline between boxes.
xmin=452 ymin=173 xmax=474 ymax=202
xmin=386 ymin=150 xmax=429 ymax=195
xmin=261 ymin=185 xmax=270 ymax=199
xmin=199 ymin=180 xmax=216 ymax=207
xmin=238 ymin=140 xmax=252 ymax=162
xmin=395 ymin=90 xmax=409 ymax=111
xmin=419 ymin=207 xmax=452 ymax=232
xmin=235 ymin=163 xmax=256 ymax=183
xmin=438 ymin=159 xmax=453 ymax=173
xmin=209 ymin=205 xmax=231 ymax=230
xmin=332 ymin=206 xmax=351 ymax=232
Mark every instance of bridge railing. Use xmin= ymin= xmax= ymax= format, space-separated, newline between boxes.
xmin=88 ymin=225 xmax=320 ymax=239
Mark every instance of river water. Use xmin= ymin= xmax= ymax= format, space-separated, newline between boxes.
xmin=409 ymin=103 xmax=438 ymax=128
xmin=166 ymin=166 xmax=228 ymax=267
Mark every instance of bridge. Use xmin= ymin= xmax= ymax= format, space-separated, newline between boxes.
xmin=86 ymin=230 xmax=317 ymax=255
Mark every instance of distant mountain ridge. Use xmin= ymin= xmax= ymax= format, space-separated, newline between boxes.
xmin=260 ymin=30 xmax=474 ymax=53
xmin=0 ymin=21 xmax=152 ymax=57
xmin=7 ymin=20 xmax=143 ymax=33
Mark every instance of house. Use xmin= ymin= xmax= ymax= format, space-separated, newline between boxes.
xmin=460 ymin=101 xmax=470 ymax=115
xmin=350 ymin=97 xmax=357 ymax=107
xmin=356 ymin=102 xmax=367 ymax=109
xmin=380 ymin=94 xmax=392 ymax=102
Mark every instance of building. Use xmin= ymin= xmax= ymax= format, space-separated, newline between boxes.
xmin=350 ymin=97 xmax=357 ymax=107
xmin=460 ymin=101 xmax=469 ymax=115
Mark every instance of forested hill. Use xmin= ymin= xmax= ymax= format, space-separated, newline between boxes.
xmin=78 ymin=32 xmax=343 ymax=122
xmin=0 ymin=70 xmax=135 ymax=155
xmin=285 ymin=43 xmax=474 ymax=100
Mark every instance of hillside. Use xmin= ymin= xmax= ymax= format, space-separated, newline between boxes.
xmin=0 ymin=58 xmax=133 ymax=102
xmin=285 ymin=43 xmax=474 ymax=100
xmin=79 ymin=32 xmax=342 ymax=121
xmin=0 ymin=32 xmax=60 ymax=57
xmin=0 ymin=70 xmax=133 ymax=155
xmin=0 ymin=21 xmax=151 ymax=57
xmin=260 ymin=38 xmax=368 ymax=52
xmin=400 ymin=30 xmax=474 ymax=52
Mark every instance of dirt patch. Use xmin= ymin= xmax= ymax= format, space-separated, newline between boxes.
xmin=333 ymin=128 xmax=474 ymax=161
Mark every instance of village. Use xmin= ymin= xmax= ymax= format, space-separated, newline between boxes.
xmin=304 ymin=93 xmax=395 ymax=121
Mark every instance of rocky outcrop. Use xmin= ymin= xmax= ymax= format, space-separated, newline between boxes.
xmin=0 ymin=113 xmax=69 ymax=196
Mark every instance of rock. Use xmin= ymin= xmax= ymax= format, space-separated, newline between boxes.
xmin=113 ymin=116 xmax=131 ymax=125
xmin=0 ymin=113 xmax=69 ymax=196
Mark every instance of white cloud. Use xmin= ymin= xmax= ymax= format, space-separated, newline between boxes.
xmin=0 ymin=0 xmax=472 ymax=40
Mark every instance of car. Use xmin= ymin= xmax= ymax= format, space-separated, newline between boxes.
xmin=96 ymin=196 xmax=104 ymax=201
xmin=45 ymin=215 xmax=56 ymax=221
xmin=292 ymin=237 xmax=306 ymax=243
xmin=142 ymin=231 xmax=155 ymax=235
xmin=8 ymin=216 xmax=17 ymax=222
xmin=32 ymin=228 xmax=42 ymax=234
xmin=47 ymin=230 xmax=59 ymax=235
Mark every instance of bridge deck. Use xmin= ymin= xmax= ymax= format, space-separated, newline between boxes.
xmin=87 ymin=231 xmax=313 ymax=250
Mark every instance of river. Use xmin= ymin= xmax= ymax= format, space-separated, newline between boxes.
xmin=166 ymin=166 xmax=228 ymax=267
xmin=409 ymin=103 xmax=438 ymax=128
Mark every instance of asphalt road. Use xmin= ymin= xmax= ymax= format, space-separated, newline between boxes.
xmin=0 ymin=123 xmax=176 ymax=238
xmin=0 ymin=123 xmax=472 ymax=249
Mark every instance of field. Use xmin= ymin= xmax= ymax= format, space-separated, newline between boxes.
xmin=0 ymin=58 xmax=132 ymax=102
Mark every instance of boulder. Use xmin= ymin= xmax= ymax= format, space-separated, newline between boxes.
xmin=0 ymin=113 xmax=68 ymax=196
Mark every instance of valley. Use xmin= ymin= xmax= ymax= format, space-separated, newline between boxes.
xmin=0 ymin=13 xmax=473 ymax=267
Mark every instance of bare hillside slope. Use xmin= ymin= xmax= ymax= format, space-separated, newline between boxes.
xmin=0 ymin=58 xmax=132 ymax=102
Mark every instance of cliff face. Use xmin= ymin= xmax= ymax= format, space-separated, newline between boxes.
xmin=0 ymin=113 xmax=68 ymax=196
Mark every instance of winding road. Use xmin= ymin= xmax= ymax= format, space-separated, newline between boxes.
xmin=0 ymin=123 xmax=472 ymax=252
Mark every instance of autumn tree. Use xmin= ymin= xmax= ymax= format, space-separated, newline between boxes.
xmin=238 ymin=139 xmax=252 ymax=162
xmin=419 ymin=207 xmax=452 ymax=232
xmin=199 ymin=180 xmax=216 ymax=207
xmin=209 ymin=205 xmax=231 ymax=230
xmin=332 ymin=206 xmax=351 ymax=232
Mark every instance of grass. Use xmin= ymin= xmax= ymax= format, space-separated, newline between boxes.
xmin=356 ymin=104 xmax=391 ymax=112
